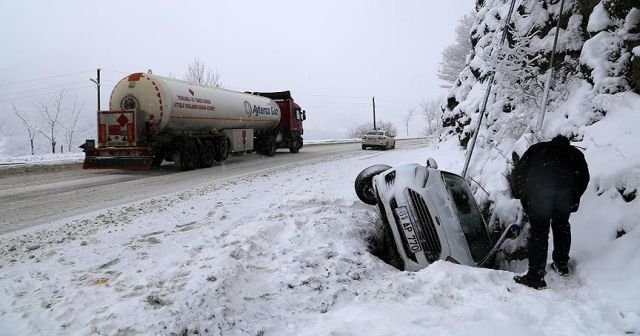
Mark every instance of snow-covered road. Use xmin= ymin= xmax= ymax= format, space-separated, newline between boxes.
xmin=0 ymin=141 xmax=425 ymax=234
xmin=0 ymin=139 xmax=638 ymax=335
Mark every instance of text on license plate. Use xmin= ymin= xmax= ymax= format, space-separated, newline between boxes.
xmin=396 ymin=206 xmax=421 ymax=252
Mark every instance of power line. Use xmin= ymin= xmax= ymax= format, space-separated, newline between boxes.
xmin=0 ymin=85 xmax=94 ymax=103
xmin=0 ymin=81 xmax=89 ymax=98
xmin=0 ymin=70 xmax=94 ymax=87
xmin=101 ymin=68 xmax=132 ymax=75
xmin=296 ymin=92 xmax=369 ymax=99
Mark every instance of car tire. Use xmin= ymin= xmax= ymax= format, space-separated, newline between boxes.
xmin=354 ymin=164 xmax=391 ymax=205
xmin=362 ymin=145 xmax=367 ymax=150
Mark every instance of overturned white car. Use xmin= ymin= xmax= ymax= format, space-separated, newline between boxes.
xmin=355 ymin=159 xmax=517 ymax=271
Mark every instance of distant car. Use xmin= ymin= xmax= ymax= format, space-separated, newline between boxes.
xmin=354 ymin=158 xmax=517 ymax=271
xmin=362 ymin=130 xmax=396 ymax=150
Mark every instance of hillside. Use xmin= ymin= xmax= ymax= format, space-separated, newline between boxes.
xmin=441 ymin=0 xmax=639 ymax=265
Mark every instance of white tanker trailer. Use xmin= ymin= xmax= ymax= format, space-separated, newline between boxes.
xmin=81 ymin=72 xmax=306 ymax=170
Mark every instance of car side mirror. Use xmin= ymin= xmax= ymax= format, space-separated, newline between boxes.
xmin=426 ymin=157 xmax=438 ymax=169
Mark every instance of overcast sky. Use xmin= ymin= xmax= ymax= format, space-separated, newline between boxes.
xmin=1 ymin=0 xmax=475 ymax=142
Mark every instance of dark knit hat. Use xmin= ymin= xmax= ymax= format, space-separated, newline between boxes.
xmin=551 ymin=134 xmax=570 ymax=145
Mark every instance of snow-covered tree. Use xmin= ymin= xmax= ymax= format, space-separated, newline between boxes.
xmin=402 ymin=107 xmax=418 ymax=137
xmin=348 ymin=121 xmax=398 ymax=139
xmin=185 ymin=57 xmax=222 ymax=87
xmin=37 ymin=92 xmax=66 ymax=154
xmin=60 ymin=98 xmax=83 ymax=152
xmin=420 ymin=98 xmax=444 ymax=137
xmin=439 ymin=0 xmax=640 ymax=267
xmin=437 ymin=11 xmax=475 ymax=89
xmin=12 ymin=104 xmax=38 ymax=155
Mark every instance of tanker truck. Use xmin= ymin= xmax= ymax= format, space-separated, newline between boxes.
xmin=81 ymin=72 xmax=306 ymax=170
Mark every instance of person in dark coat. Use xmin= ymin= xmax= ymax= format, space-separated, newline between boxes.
xmin=511 ymin=134 xmax=590 ymax=289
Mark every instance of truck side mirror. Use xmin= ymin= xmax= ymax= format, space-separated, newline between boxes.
xmin=302 ymin=110 xmax=307 ymax=121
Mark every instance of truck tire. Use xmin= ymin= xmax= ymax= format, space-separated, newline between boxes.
xmin=172 ymin=152 xmax=185 ymax=171
xmin=265 ymin=137 xmax=276 ymax=157
xmin=354 ymin=164 xmax=391 ymax=205
xmin=185 ymin=140 xmax=199 ymax=169
xmin=214 ymin=137 xmax=229 ymax=162
xmin=289 ymin=135 xmax=302 ymax=153
xmin=174 ymin=140 xmax=197 ymax=170
xmin=200 ymin=141 xmax=215 ymax=168
xmin=151 ymin=153 xmax=164 ymax=168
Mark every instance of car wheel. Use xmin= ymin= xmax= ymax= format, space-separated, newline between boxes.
xmin=354 ymin=164 xmax=391 ymax=205
xmin=362 ymin=145 xmax=367 ymax=150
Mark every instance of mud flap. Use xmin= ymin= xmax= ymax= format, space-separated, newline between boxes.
xmin=83 ymin=156 xmax=154 ymax=170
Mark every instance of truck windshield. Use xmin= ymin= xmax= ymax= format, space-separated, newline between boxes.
xmin=441 ymin=172 xmax=491 ymax=263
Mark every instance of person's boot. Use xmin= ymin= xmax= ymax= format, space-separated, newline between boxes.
xmin=551 ymin=261 xmax=570 ymax=276
xmin=513 ymin=273 xmax=547 ymax=289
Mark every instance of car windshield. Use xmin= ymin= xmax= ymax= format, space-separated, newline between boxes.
xmin=366 ymin=131 xmax=383 ymax=136
xmin=441 ymin=172 xmax=492 ymax=263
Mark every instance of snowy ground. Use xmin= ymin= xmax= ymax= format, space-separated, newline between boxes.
xmin=0 ymin=152 xmax=84 ymax=166
xmin=0 ymin=138 xmax=638 ymax=335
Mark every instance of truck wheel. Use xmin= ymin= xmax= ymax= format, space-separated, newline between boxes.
xmin=289 ymin=138 xmax=301 ymax=153
xmin=289 ymin=133 xmax=302 ymax=153
xmin=185 ymin=140 xmax=199 ymax=169
xmin=354 ymin=164 xmax=391 ymax=205
xmin=174 ymin=140 xmax=197 ymax=170
xmin=214 ymin=137 xmax=229 ymax=162
xmin=200 ymin=141 xmax=215 ymax=168
xmin=151 ymin=153 xmax=164 ymax=168
xmin=265 ymin=137 xmax=276 ymax=157
xmin=172 ymin=152 xmax=185 ymax=171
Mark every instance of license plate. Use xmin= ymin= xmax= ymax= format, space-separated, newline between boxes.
xmin=396 ymin=206 xmax=421 ymax=252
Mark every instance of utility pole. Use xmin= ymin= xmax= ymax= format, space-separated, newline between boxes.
xmin=372 ymin=96 xmax=377 ymax=130
xmin=536 ymin=0 xmax=565 ymax=131
xmin=90 ymin=68 xmax=101 ymax=111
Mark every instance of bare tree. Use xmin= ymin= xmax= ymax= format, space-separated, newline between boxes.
xmin=402 ymin=107 xmax=418 ymax=137
xmin=184 ymin=57 xmax=222 ymax=87
xmin=37 ymin=91 xmax=65 ymax=153
xmin=347 ymin=121 xmax=398 ymax=139
xmin=60 ymin=97 xmax=84 ymax=152
xmin=12 ymin=104 xmax=38 ymax=155
xmin=437 ymin=11 xmax=475 ymax=89
xmin=420 ymin=99 xmax=444 ymax=137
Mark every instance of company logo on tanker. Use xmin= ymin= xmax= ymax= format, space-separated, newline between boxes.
xmin=243 ymin=100 xmax=279 ymax=117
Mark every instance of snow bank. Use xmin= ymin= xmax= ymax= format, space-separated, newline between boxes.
xmin=0 ymin=141 xmax=638 ymax=335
